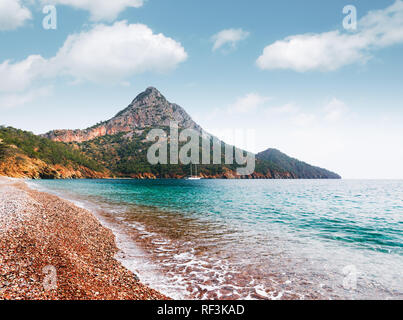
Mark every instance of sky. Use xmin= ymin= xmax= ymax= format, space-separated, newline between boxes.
xmin=1 ymin=0 xmax=403 ymax=179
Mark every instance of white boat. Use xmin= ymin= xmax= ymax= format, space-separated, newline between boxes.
xmin=186 ymin=164 xmax=202 ymax=180
xmin=187 ymin=176 xmax=201 ymax=180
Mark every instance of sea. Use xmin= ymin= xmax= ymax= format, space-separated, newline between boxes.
xmin=28 ymin=179 xmax=403 ymax=300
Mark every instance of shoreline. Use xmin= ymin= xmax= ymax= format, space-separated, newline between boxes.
xmin=0 ymin=176 xmax=168 ymax=300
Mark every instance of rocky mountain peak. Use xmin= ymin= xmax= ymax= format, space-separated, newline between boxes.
xmin=42 ymin=87 xmax=201 ymax=143
xmin=145 ymin=86 xmax=162 ymax=96
xmin=131 ymin=86 xmax=164 ymax=104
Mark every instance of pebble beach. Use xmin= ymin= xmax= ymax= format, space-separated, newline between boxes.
xmin=0 ymin=176 xmax=168 ymax=300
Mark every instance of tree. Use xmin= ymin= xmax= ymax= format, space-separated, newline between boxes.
xmin=0 ymin=143 xmax=8 ymax=161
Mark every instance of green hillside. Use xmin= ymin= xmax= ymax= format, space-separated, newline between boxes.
xmin=0 ymin=126 xmax=108 ymax=178
xmin=256 ymin=148 xmax=341 ymax=179
xmin=72 ymin=128 xmax=327 ymax=179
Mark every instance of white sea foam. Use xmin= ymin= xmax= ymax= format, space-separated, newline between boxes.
xmin=26 ymin=179 xmax=403 ymax=300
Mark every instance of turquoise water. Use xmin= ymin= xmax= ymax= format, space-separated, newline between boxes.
xmin=29 ymin=179 xmax=403 ymax=299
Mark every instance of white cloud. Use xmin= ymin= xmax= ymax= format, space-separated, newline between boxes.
xmin=0 ymin=21 xmax=187 ymax=94
xmin=0 ymin=0 xmax=32 ymax=31
xmin=323 ymin=98 xmax=349 ymax=122
xmin=42 ymin=0 xmax=144 ymax=21
xmin=263 ymin=98 xmax=349 ymax=127
xmin=51 ymin=21 xmax=188 ymax=82
xmin=0 ymin=55 xmax=47 ymax=92
xmin=291 ymin=113 xmax=317 ymax=127
xmin=0 ymin=86 xmax=52 ymax=109
xmin=257 ymin=0 xmax=403 ymax=72
xmin=257 ymin=31 xmax=370 ymax=72
xmin=265 ymin=102 xmax=299 ymax=116
xmin=212 ymin=28 xmax=250 ymax=52
xmin=229 ymin=93 xmax=270 ymax=113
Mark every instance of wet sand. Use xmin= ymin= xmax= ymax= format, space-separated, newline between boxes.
xmin=0 ymin=176 xmax=168 ymax=300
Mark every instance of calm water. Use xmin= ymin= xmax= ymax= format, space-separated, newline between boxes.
xmin=29 ymin=179 xmax=403 ymax=299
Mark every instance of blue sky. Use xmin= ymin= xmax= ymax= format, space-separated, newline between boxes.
xmin=1 ymin=0 xmax=403 ymax=178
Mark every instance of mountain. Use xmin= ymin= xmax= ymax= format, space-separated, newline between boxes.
xmin=43 ymin=87 xmax=202 ymax=143
xmin=256 ymin=148 xmax=341 ymax=179
xmin=37 ymin=87 xmax=340 ymax=179
xmin=0 ymin=127 xmax=109 ymax=179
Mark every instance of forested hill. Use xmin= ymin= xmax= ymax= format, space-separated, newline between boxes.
xmin=256 ymin=148 xmax=341 ymax=179
xmin=0 ymin=127 xmax=109 ymax=179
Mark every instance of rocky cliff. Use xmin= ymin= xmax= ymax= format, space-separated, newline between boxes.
xmin=43 ymin=87 xmax=202 ymax=143
xmin=0 ymin=127 xmax=110 ymax=179
xmin=0 ymin=153 xmax=109 ymax=179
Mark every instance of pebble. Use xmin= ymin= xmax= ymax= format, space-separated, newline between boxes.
xmin=0 ymin=177 xmax=169 ymax=300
